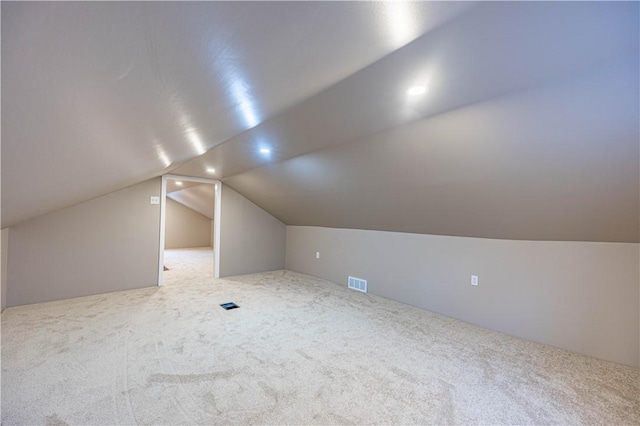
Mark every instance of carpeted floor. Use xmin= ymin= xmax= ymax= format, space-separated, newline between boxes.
xmin=2 ymin=248 xmax=639 ymax=425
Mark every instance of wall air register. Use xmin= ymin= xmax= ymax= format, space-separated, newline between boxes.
xmin=220 ymin=302 xmax=239 ymax=310
xmin=348 ymin=276 xmax=368 ymax=293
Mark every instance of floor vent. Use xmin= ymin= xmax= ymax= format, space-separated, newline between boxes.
xmin=220 ymin=302 xmax=239 ymax=310
xmin=348 ymin=276 xmax=368 ymax=293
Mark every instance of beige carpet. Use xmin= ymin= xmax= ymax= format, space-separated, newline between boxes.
xmin=2 ymin=248 xmax=639 ymax=425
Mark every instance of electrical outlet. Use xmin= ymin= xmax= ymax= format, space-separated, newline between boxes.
xmin=150 ymin=196 xmax=160 ymax=205
xmin=471 ymin=275 xmax=479 ymax=286
xmin=315 ymin=251 xmax=320 ymax=259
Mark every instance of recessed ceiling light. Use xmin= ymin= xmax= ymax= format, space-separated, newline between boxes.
xmin=407 ymin=85 xmax=427 ymax=96
xmin=176 ymin=181 xmax=183 ymax=186
xmin=206 ymin=167 xmax=216 ymax=174
xmin=260 ymin=148 xmax=271 ymax=155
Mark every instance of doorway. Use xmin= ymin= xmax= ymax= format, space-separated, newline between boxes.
xmin=158 ymin=175 xmax=221 ymax=285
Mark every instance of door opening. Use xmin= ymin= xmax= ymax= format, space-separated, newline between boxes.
xmin=158 ymin=175 xmax=221 ymax=285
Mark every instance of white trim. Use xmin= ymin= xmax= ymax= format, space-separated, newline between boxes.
xmin=213 ymin=181 xmax=221 ymax=277
xmin=164 ymin=174 xmax=221 ymax=185
xmin=158 ymin=174 xmax=221 ymax=286
xmin=158 ymin=175 xmax=167 ymax=286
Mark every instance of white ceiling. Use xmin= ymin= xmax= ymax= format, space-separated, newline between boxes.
xmin=176 ymin=1 xmax=639 ymax=242
xmin=1 ymin=1 xmax=477 ymax=228
xmin=167 ymin=184 xmax=215 ymax=220
xmin=166 ymin=180 xmax=201 ymax=195
xmin=2 ymin=2 xmax=638 ymax=242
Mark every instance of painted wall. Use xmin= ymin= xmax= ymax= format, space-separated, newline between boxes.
xmin=165 ymin=198 xmax=212 ymax=249
xmin=219 ymin=185 xmax=286 ymax=277
xmin=286 ymin=226 xmax=640 ymax=368
xmin=1 ymin=228 xmax=9 ymax=311
xmin=5 ymin=179 xmax=161 ymax=307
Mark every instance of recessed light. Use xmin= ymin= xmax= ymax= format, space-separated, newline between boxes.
xmin=176 ymin=181 xmax=183 ymax=186
xmin=407 ymin=85 xmax=427 ymax=96
xmin=260 ymin=148 xmax=271 ymax=155
xmin=206 ymin=167 xmax=216 ymax=174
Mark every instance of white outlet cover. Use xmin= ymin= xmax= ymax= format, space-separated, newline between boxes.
xmin=471 ymin=275 xmax=479 ymax=286
xmin=315 ymin=251 xmax=320 ymax=259
xmin=150 ymin=196 xmax=160 ymax=205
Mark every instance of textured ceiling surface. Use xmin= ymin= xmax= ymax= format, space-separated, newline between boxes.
xmin=2 ymin=2 xmax=639 ymax=242
xmin=2 ymin=1 xmax=476 ymax=228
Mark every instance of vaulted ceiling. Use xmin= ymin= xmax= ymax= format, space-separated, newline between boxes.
xmin=2 ymin=2 xmax=638 ymax=242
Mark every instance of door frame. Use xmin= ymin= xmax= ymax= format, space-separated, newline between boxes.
xmin=158 ymin=174 xmax=222 ymax=285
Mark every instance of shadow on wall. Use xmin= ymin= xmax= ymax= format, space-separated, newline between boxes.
xmin=164 ymin=197 xmax=212 ymax=249
xmin=4 ymin=178 xmax=162 ymax=308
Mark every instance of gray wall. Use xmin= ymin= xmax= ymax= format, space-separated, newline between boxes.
xmin=1 ymin=228 xmax=8 ymax=311
xmin=6 ymin=178 xmax=161 ymax=307
xmin=286 ymin=226 xmax=640 ymax=368
xmin=165 ymin=198 xmax=212 ymax=249
xmin=219 ymin=185 xmax=286 ymax=277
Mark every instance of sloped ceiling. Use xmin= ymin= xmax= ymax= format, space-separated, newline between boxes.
xmin=1 ymin=1 xmax=477 ymax=228
xmin=166 ymin=180 xmax=201 ymax=195
xmin=3 ymin=2 xmax=639 ymax=242
xmin=167 ymin=184 xmax=215 ymax=220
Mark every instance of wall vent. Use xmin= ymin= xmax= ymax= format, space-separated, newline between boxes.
xmin=348 ymin=276 xmax=368 ymax=293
